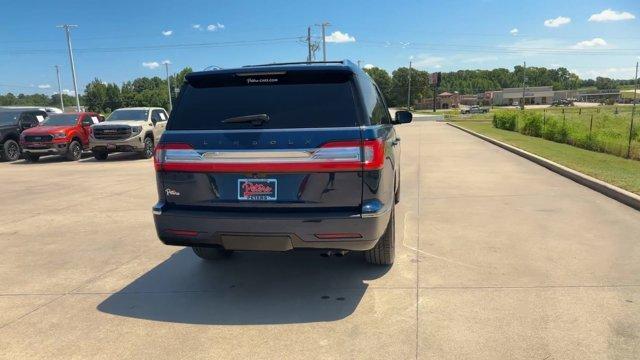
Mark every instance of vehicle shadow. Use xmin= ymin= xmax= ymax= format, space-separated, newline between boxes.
xmin=10 ymin=152 xmax=94 ymax=164
xmin=97 ymin=248 xmax=390 ymax=325
xmin=78 ymin=152 xmax=150 ymax=162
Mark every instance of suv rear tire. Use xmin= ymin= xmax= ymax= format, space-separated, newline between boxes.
xmin=66 ymin=140 xmax=82 ymax=161
xmin=140 ymin=137 xmax=154 ymax=159
xmin=24 ymin=153 xmax=40 ymax=162
xmin=192 ymin=246 xmax=233 ymax=260
xmin=93 ymin=150 xmax=108 ymax=161
xmin=2 ymin=140 xmax=21 ymax=162
xmin=364 ymin=208 xmax=395 ymax=265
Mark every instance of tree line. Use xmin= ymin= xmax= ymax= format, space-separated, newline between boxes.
xmin=363 ymin=66 xmax=633 ymax=107
xmin=0 ymin=65 xmax=634 ymax=112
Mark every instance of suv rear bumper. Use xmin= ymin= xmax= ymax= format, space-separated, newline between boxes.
xmin=152 ymin=205 xmax=391 ymax=251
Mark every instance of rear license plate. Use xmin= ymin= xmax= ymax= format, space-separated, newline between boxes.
xmin=238 ymin=179 xmax=277 ymax=201
xmin=107 ymin=144 xmax=116 ymax=150
xmin=29 ymin=143 xmax=44 ymax=148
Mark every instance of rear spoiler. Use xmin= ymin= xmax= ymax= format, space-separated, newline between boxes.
xmin=186 ymin=68 xmax=354 ymax=88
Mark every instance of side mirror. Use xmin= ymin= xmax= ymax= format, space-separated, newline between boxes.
xmin=394 ymin=110 xmax=413 ymax=124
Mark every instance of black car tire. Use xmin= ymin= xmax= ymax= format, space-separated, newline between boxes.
xmin=192 ymin=246 xmax=233 ymax=260
xmin=364 ymin=208 xmax=395 ymax=265
xmin=24 ymin=153 xmax=40 ymax=162
xmin=140 ymin=137 xmax=154 ymax=159
xmin=66 ymin=140 xmax=82 ymax=161
xmin=2 ymin=140 xmax=21 ymax=162
xmin=93 ymin=150 xmax=108 ymax=161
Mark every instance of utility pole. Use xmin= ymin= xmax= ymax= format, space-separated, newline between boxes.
xmin=407 ymin=60 xmax=412 ymax=110
xmin=164 ymin=61 xmax=173 ymax=112
xmin=521 ymin=61 xmax=527 ymax=110
xmin=357 ymin=60 xmax=362 ymax=68
xmin=54 ymin=65 xmax=64 ymax=110
xmin=306 ymin=27 xmax=312 ymax=62
xmin=57 ymin=24 xmax=81 ymax=112
xmin=316 ymin=22 xmax=330 ymax=61
xmin=627 ymin=61 xmax=638 ymax=159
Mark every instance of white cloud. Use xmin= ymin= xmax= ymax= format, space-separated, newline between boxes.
xmin=207 ymin=23 xmax=225 ymax=31
xmin=363 ymin=64 xmax=375 ymax=69
xmin=544 ymin=16 xmax=571 ymax=27
xmin=588 ymin=9 xmax=635 ymax=22
xmin=325 ymin=31 xmax=356 ymax=43
xmin=192 ymin=24 xmax=202 ymax=30
xmin=572 ymin=38 xmax=607 ymax=49
xmin=62 ymin=89 xmax=76 ymax=96
xmin=574 ymin=67 xmax=637 ymax=79
xmin=510 ymin=28 xmax=519 ymax=36
xmin=162 ymin=30 xmax=173 ymax=36
xmin=162 ymin=59 xmax=171 ymax=65
xmin=413 ymin=54 xmax=444 ymax=69
xmin=142 ymin=61 xmax=160 ymax=69
xmin=37 ymin=84 xmax=51 ymax=89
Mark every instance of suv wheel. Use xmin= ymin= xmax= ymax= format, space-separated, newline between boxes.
xmin=2 ymin=140 xmax=21 ymax=162
xmin=364 ymin=208 xmax=395 ymax=265
xmin=93 ymin=150 xmax=108 ymax=161
xmin=140 ymin=137 xmax=154 ymax=159
xmin=192 ymin=246 xmax=233 ymax=260
xmin=24 ymin=153 xmax=40 ymax=163
xmin=66 ymin=140 xmax=82 ymax=161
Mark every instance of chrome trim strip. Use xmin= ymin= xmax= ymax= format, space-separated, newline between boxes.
xmin=163 ymin=126 xmax=364 ymax=134
xmin=361 ymin=206 xmax=392 ymax=218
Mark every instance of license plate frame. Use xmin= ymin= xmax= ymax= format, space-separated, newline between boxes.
xmin=238 ymin=178 xmax=277 ymax=201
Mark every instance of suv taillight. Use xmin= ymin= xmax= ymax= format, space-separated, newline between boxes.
xmin=154 ymin=139 xmax=385 ymax=173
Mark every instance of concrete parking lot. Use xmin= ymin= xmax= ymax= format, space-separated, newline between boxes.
xmin=1 ymin=121 xmax=639 ymax=359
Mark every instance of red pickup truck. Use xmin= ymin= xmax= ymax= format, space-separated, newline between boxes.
xmin=20 ymin=112 xmax=103 ymax=162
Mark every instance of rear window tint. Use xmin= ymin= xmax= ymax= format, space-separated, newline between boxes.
xmin=168 ymin=80 xmax=359 ymax=130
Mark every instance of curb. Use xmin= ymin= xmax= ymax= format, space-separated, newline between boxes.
xmin=447 ymin=122 xmax=640 ymax=212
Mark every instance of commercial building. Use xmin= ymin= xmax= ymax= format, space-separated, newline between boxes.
xmin=415 ymin=92 xmax=481 ymax=110
xmin=488 ymin=87 xmax=582 ymax=106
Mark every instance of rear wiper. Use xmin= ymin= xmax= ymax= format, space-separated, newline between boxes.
xmin=221 ymin=114 xmax=270 ymax=126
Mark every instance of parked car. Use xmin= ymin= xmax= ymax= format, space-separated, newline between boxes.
xmin=0 ymin=106 xmax=63 ymax=118
xmin=0 ymin=109 xmax=46 ymax=161
xmin=460 ymin=105 xmax=489 ymax=114
xmin=152 ymin=60 xmax=412 ymax=265
xmin=551 ymin=99 xmax=574 ymax=107
xmin=89 ymin=107 xmax=168 ymax=160
xmin=20 ymin=112 xmax=103 ymax=162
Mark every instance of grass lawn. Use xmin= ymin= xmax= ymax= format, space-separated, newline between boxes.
xmin=451 ymin=120 xmax=640 ymax=195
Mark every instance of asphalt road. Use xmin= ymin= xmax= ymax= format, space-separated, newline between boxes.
xmin=1 ymin=121 xmax=639 ymax=359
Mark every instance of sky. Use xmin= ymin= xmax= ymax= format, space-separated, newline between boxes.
xmin=1 ymin=0 xmax=639 ymax=95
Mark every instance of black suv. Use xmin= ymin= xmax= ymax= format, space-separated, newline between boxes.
xmin=0 ymin=109 xmax=45 ymax=161
xmin=152 ymin=60 xmax=412 ymax=265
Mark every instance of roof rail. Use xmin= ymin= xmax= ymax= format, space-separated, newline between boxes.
xmin=243 ymin=60 xmax=348 ymax=68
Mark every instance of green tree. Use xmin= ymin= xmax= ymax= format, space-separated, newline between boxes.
xmin=84 ymin=79 xmax=108 ymax=112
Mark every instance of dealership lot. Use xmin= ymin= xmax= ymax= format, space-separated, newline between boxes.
xmin=1 ymin=121 xmax=639 ymax=359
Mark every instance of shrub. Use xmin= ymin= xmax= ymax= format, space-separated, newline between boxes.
xmin=492 ymin=111 xmax=517 ymax=131
xmin=518 ymin=112 xmax=544 ymax=137
xmin=542 ymin=117 xmax=569 ymax=143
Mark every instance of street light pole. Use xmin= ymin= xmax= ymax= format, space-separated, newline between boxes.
xmin=627 ymin=62 xmax=638 ymax=159
xmin=316 ymin=22 xmax=330 ymax=61
xmin=54 ymin=65 xmax=64 ymax=110
xmin=407 ymin=60 xmax=412 ymax=110
xmin=521 ymin=61 xmax=527 ymax=110
xmin=57 ymin=24 xmax=81 ymax=112
xmin=164 ymin=61 xmax=172 ymax=112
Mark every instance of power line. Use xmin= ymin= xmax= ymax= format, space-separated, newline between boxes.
xmin=0 ymin=36 xmax=304 ymax=55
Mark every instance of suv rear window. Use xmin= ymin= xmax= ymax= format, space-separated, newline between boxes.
xmin=168 ymin=76 xmax=359 ymax=130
